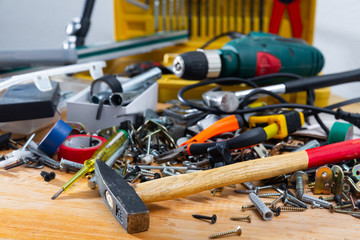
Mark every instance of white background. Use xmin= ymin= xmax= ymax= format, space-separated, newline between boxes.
xmin=0 ymin=0 xmax=359 ymax=99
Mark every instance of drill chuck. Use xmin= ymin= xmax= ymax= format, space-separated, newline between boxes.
xmin=173 ymin=50 xmax=221 ymax=80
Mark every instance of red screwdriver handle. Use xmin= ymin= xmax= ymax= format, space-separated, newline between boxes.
xmin=306 ymin=138 xmax=360 ymax=168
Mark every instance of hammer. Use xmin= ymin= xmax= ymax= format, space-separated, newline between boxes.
xmin=95 ymin=138 xmax=360 ymax=234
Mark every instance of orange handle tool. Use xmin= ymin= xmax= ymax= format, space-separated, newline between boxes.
xmin=180 ymin=115 xmax=244 ymax=146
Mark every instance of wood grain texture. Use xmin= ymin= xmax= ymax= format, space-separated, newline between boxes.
xmin=135 ymin=151 xmax=309 ymax=203
xmin=2 ymin=166 xmax=360 ymax=239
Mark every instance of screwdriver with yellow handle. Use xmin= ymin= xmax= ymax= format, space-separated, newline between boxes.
xmin=51 ymin=130 xmax=128 ymax=200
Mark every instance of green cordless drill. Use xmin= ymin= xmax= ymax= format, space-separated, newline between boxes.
xmin=172 ymin=32 xmax=324 ymax=80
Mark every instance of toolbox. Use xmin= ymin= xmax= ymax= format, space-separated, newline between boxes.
xmin=66 ymin=82 xmax=158 ymax=133
xmin=111 ymin=0 xmax=329 ymax=107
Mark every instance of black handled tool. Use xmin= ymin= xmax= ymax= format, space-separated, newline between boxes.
xmin=235 ymin=68 xmax=360 ymax=100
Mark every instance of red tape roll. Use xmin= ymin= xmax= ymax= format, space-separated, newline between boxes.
xmin=58 ymin=134 xmax=107 ymax=164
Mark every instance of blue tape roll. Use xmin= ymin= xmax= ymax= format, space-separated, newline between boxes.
xmin=38 ymin=119 xmax=72 ymax=156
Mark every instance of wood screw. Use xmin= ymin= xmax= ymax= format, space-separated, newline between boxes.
xmin=230 ymin=214 xmax=252 ymax=223
xmin=209 ymin=226 xmax=242 ymax=239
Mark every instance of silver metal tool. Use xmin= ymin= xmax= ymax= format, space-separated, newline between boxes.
xmin=235 ymin=85 xmax=287 ymax=100
xmin=220 ymin=0 xmax=224 ymax=33
xmin=301 ymin=193 xmax=333 ymax=209
xmin=121 ymin=67 xmax=162 ymax=92
xmin=213 ymin=0 xmax=217 ymax=34
xmin=234 ymin=0 xmax=238 ymax=31
xmin=62 ymin=0 xmax=95 ymax=49
xmin=175 ymin=0 xmax=180 ymax=30
xmin=0 ymin=134 xmax=36 ymax=168
xmin=169 ymin=0 xmax=174 ymax=31
xmin=180 ymin=0 xmax=185 ymax=29
xmin=109 ymin=91 xmax=141 ymax=107
xmin=248 ymin=192 xmax=274 ymax=221
xmin=197 ymin=0 xmax=201 ymax=36
xmin=154 ymin=0 xmax=160 ymax=31
xmin=202 ymin=90 xmax=239 ymax=113
xmin=206 ymin=0 xmax=209 ymax=35
xmin=126 ymin=0 xmax=150 ymax=10
xmin=162 ymin=0 xmax=167 ymax=30
xmin=227 ymin=0 xmax=231 ymax=31
xmin=197 ymin=114 xmax=220 ymax=131
xmin=28 ymin=141 xmax=61 ymax=169
xmin=91 ymin=67 xmax=161 ymax=99
xmin=292 ymin=140 xmax=320 ymax=152
xmin=60 ymin=158 xmax=84 ymax=171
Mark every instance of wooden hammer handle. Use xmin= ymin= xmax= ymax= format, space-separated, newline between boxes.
xmin=135 ymin=138 xmax=360 ymax=203
xmin=135 ymin=151 xmax=308 ymax=203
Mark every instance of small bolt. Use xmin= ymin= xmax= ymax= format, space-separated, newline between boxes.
xmin=40 ymin=171 xmax=55 ymax=182
xmin=192 ymin=214 xmax=217 ymax=224
xmin=230 ymin=214 xmax=252 ymax=223
xmin=209 ymin=226 xmax=242 ymax=239
xmin=289 ymin=171 xmax=308 ymax=199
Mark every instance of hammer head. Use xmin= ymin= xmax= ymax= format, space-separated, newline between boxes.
xmin=95 ymin=159 xmax=149 ymax=234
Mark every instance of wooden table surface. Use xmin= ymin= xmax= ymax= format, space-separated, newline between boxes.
xmin=1 ymin=95 xmax=360 ymax=240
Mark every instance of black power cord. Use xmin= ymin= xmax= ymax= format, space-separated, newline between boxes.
xmin=199 ymin=31 xmax=244 ymax=49
xmin=177 ymin=74 xmax=360 ymax=129
xmin=177 ymin=77 xmax=258 ymax=113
